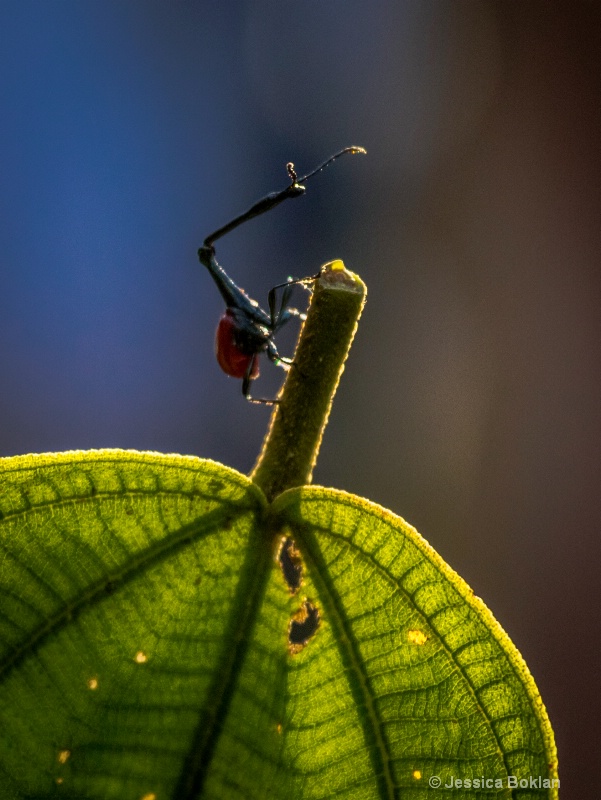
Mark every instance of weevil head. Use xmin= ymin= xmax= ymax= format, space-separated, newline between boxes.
xmin=198 ymin=245 xmax=214 ymax=269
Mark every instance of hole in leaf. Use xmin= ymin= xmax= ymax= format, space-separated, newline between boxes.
xmin=288 ymin=599 xmax=320 ymax=654
xmin=278 ymin=537 xmax=302 ymax=594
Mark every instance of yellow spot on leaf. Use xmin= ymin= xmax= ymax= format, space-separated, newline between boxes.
xmin=56 ymin=777 xmax=64 ymax=785
xmin=87 ymin=677 xmax=98 ymax=690
xmin=141 ymin=794 xmax=156 ymax=800
xmin=407 ymin=629 xmax=428 ymax=645
xmin=135 ymin=651 xmax=148 ymax=664
xmin=276 ymin=723 xmax=283 ymax=735
xmin=57 ymin=750 xmax=70 ymax=764
xmin=413 ymin=770 xmax=422 ymax=780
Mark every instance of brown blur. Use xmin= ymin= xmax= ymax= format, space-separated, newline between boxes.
xmin=312 ymin=6 xmax=601 ymax=793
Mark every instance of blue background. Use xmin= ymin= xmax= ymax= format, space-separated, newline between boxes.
xmin=2 ymin=3 xmax=600 ymax=794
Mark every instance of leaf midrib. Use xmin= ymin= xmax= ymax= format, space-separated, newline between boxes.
xmin=294 ymin=508 xmax=531 ymax=793
xmin=172 ymin=517 xmax=275 ymax=800
xmin=294 ymin=522 xmax=397 ymax=800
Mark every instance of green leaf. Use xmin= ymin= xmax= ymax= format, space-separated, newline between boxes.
xmin=0 ymin=450 xmax=557 ymax=799
xmin=274 ymin=487 xmax=558 ymax=799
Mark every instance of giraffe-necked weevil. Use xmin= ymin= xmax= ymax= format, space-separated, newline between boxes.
xmin=198 ymin=146 xmax=366 ymax=403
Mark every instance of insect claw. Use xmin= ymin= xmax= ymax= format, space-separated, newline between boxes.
xmin=289 ymin=310 xmax=307 ymax=321
xmin=246 ymin=395 xmax=281 ymax=406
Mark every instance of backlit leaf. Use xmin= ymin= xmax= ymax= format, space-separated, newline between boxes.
xmin=0 ymin=451 xmax=557 ymax=799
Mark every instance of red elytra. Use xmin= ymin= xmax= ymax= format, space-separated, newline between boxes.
xmin=215 ymin=310 xmax=260 ymax=379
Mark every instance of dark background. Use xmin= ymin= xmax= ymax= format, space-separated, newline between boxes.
xmin=1 ymin=3 xmax=599 ymax=796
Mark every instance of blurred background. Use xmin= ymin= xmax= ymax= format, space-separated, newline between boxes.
xmin=1 ymin=2 xmax=599 ymax=794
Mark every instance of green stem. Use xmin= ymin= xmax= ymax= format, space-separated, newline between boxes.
xmin=250 ymin=260 xmax=366 ymax=501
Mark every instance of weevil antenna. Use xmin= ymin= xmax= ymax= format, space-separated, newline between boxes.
xmin=286 ymin=162 xmax=298 ymax=183
xmin=295 ymin=146 xmax=367 ymax=185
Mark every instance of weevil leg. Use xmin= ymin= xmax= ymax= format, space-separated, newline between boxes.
xmin=242 ymin=359 xmax=279 ymax=405
xmin=269 ymin=274 xmax=318 ymax=295
xmin=266 ymin=340 xmax=293 ymax=371
xmin=266 ymin=341 xmax=310 ymax=387
xmin=268 ymin=281 xmax=293 ymax=329
xmin=268 ymin=274 xmax=317 ymax=329
xmin=277 ymin=307 xmax=307 ymax=328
